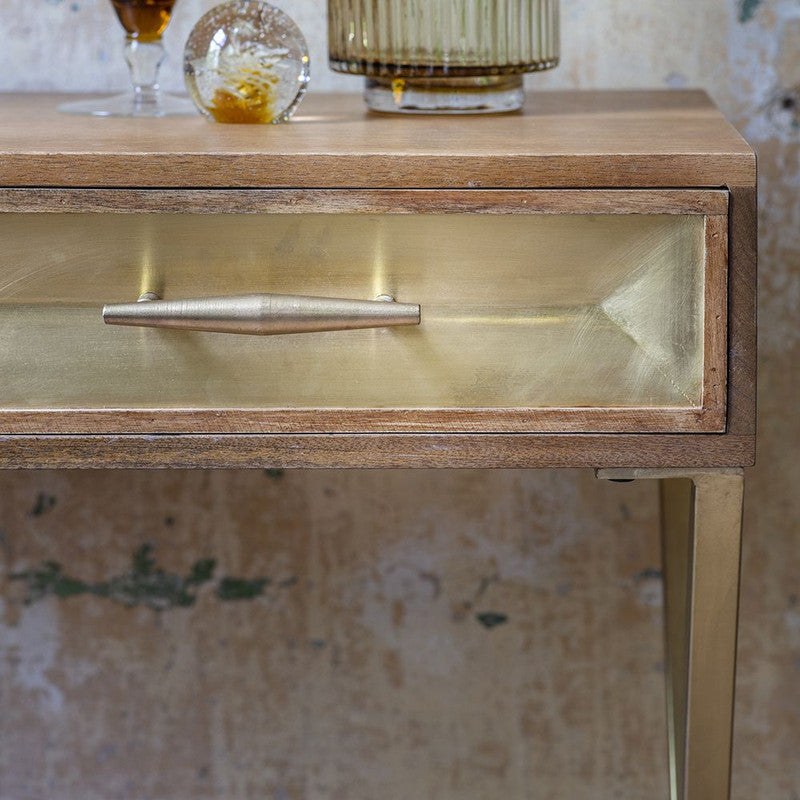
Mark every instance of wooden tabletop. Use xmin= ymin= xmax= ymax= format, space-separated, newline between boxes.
xmin=0 ymin=90 xmax=754 ymax=189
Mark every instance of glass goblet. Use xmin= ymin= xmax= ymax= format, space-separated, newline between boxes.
xmin=60 ymin=0 xmax=195 ymax=117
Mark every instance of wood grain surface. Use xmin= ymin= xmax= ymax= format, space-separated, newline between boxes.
xmin=0 ymin=187 xmax=730 ymax=216
xmin=703 ymin=214 xmax=729 ymax=427
xmin=0 ymin=91 xmax=754 ymax=189
xmin=0 ymin=433 xmax=756 ymax=469
xmin=0 ymin=408 xmax=726 ymax=436
xmin=725 ymin=186 xmax=758 ymax=438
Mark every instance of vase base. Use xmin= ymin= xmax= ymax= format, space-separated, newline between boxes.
xmin=364 ymin=76 xmax=524 ymax=115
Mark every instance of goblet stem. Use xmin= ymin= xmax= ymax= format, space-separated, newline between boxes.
xmin=124 ymin=37 xmax=166 ymax=114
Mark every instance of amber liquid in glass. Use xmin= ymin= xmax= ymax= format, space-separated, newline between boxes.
xmin=110 ymin=0 xmax=176 ymax=41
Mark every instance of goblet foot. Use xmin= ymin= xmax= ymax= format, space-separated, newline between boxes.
xmin=59 ymin=91 xmax=196 ymax=117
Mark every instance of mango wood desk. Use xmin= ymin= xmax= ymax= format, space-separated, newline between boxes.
xmin=0 ymin=91 xmax=756 ymax=800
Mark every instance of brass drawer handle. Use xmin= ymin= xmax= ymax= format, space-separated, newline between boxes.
xmin=102 ymin=293 xmax=420 ymax=335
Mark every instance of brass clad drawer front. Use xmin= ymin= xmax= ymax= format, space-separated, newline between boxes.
xmin=0 ymin=189 xmax=727 ymax=434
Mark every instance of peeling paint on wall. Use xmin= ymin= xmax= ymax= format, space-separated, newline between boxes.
xmin=475 ymin=612 xmax=509 ymax=630
xmin=738 ymin=0 xmax=763 ymax=23
xmin=215 ymin=577 xmax=270 ymax=601
xmin=10 ymin=544 xmax=281 ymax=609
xmin=28 ymin=492 xmax=57 ymax=517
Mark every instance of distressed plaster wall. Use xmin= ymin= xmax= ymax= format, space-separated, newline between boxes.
xmin=1 ymin=1 xmax=799 ymax=798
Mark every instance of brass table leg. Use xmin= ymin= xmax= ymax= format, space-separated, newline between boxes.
xmin=598 ymin=468 xmax=744 ymax=800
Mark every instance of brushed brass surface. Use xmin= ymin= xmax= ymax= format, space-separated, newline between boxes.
xmin=0 ymin=193 xmax=719 ymax=431
xmin=103 ymin=293 xmax=420 ymax=335
xmin=600 ymin=468 xmax=744 ymax=800
xmin=661 ymin=478 xmax=693 ymax=800
xmin=681 ymin=471 xmax=743 ymax=800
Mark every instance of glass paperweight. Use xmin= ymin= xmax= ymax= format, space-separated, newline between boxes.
xmin=183 ymin=1 xmax=310 ymax=123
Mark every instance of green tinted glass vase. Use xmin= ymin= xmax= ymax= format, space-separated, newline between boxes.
xmin=328 ymin=0 xmax=559 ymax=113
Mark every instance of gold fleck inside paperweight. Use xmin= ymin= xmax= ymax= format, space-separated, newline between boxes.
xmin=328 ymin=0 xmax=559 ymax=114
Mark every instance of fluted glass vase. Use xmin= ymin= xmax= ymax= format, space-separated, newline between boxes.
xmin=328 ymin=0 xmax=559 ymax=113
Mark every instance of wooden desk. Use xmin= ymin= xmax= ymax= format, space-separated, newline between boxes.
xmin=0 ymin=91 xmax=756 ymax=800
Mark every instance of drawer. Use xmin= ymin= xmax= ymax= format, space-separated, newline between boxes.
xmin=0 ymin=188 xmax=727 ymax=435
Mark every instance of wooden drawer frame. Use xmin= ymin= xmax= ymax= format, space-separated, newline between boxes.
xmin=0 ymin=188 xmax=727 ymax=436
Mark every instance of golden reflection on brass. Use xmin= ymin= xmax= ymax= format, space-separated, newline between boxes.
xmin=600 ymin=468 xmax=744 ymax=800
xmin=0 ymin=211 xmax=708 ymax=412
xmin=661 ymin=478 xmax=693 ymax=800
xmin=137 ymin=222 xmax=163 ymax=301
xmin=371 ymin=222 xmax=390 ymax=306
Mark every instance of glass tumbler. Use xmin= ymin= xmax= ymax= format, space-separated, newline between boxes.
xmin=328 ymin=0 xmax=559 ymax=114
